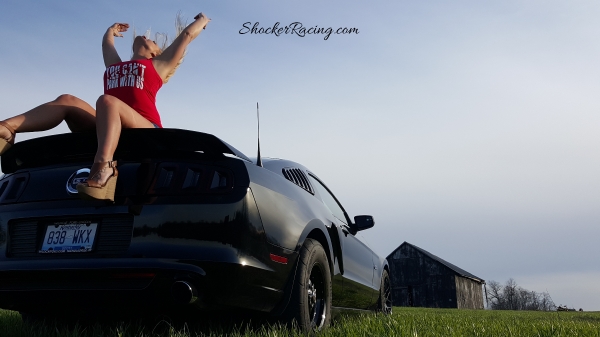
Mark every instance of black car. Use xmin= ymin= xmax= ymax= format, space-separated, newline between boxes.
xmin=0 ymin=129 xmax=391 ymax=331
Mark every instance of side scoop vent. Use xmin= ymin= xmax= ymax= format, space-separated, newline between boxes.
xmin=282 ymin=168 xmax=314 ymax=194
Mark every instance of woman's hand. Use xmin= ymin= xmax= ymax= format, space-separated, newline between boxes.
xmin=193 ymin=13 xmax=211 ymax=29
xmin=108 ymin=23 xmax=129 ymax=37
xmin=152 ymin=12 xmax=210 ymax=81
xmin=103 ymin=23 xmax=127 ymax=67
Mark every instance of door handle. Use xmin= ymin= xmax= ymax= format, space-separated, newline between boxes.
xmin=373 ymin=265 xmax=377 ymax=270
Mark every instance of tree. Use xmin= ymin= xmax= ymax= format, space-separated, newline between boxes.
xmin=485 ymin=278 xmax=556 ymax=311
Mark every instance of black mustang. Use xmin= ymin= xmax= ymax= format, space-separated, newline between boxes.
xmin=0 ymin=129 xmax=391 ymax=331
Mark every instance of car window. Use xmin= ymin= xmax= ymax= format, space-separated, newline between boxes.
xmin=308 ymin=174 xmax=347 ymax=225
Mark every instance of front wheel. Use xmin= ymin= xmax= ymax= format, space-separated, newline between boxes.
xmin=377 ymin=269 xmax=392 ymax=314
xmin=283 ymin=238 xmax=332 ymax=332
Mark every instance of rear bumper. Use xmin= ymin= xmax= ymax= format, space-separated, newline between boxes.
xmin=0 ymin=195 xmax=297 ymax=314
xmin=0 ymin=257 xmax=282 ymax=313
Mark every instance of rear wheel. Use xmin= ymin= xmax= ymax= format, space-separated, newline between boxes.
xmin=283 ymin=238 xmax=332 ymax=332
xmin=377 ymin=269 xmax=392 ymax=314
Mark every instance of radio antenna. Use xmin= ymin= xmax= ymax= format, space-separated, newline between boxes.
xmin=256 ymin=102 xmax=263 ymax=167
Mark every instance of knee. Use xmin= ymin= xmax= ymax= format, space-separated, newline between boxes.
xmin=54 ymin=94 xmax=81 ymax=106
xmin=96 ymin=94 xmax=118 ymax=111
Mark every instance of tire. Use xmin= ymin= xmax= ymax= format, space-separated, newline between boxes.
xmin=283 ymin=238 xmax=332 ymax=332
xmin=377 ymin=269 xmax=392 ymax=315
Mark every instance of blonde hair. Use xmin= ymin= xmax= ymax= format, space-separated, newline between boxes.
xmin=131 ymin=12 xmax=188 ymax=83
xmin=164 ymin=12 xmax=187 ymax=83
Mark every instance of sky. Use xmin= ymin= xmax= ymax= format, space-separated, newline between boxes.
xmin=1 ymin=0 xmax=599 ymax=310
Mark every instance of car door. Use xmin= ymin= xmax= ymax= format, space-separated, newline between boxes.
xmin=307 ymin=174 xmax=377 ymax=309
xmin=337 ymin=223 xmax=378 ymax=309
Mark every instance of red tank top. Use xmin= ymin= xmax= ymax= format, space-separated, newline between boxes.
xmin=103 ymin=59 xmax=163 ymax=127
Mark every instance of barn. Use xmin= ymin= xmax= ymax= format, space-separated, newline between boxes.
xmin=386 ymin=242 xmax=485 ymax=309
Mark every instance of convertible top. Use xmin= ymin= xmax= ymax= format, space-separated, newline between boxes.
xmin=1 ymin=128 xmax=251 ymax=173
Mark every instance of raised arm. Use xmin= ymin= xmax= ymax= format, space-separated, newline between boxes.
xmin=102 ymin=23 xmax=129 ymax=68
xmin=152 ymin=13 xmax=211 ymax=81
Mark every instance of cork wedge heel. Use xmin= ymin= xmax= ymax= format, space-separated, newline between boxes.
xmin=0 ymin=121 xmax=15 ymax=155
xmin=77 ymin=161 xmax=118 ymax=202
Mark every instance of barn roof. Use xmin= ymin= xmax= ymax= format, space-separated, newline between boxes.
xmin=387 ymin=242 xmax=485 ymax=284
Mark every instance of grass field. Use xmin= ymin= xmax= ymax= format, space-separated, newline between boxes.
xmin=1 ymin=308 xmax=599 ymax=337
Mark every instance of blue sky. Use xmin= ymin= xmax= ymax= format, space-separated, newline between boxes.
xmin=1 ymin=0 xmax=599 ymax=310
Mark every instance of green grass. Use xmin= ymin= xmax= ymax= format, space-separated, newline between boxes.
xmin=1 ymin=308 xmax=599 ymax=337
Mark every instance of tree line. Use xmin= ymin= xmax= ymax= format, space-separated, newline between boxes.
xmin=486 ymin=278 xmax=556 ymax=311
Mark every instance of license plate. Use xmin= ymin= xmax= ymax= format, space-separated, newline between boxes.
xmin=39 ymin=221 xmax=98 ymax=254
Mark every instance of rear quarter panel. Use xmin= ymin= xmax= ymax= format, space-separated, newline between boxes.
xmin=245 ymin=163 xmax=334 ymax=251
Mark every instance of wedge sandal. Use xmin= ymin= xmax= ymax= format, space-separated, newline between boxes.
xmin=77 ymin=161 xmax=118 ymax=202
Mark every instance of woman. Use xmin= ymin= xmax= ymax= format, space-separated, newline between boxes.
xmin=0 ymin=12 xmax=211 ymax=201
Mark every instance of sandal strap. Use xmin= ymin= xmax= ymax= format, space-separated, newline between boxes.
xmin=0 ymin=121 xmax=15 ymax=142
xmin=89 ymin=161 xmax=118 ymax=179
xmin=87 ymin=161 xmax=118 ymax=187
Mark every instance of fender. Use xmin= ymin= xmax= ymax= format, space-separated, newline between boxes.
xmin=382 ymin=258 xmax=389 ymax=271
xmin=326 ymin=222 xmax=344 ymax=274
xmin=374 ymin=255 xmax=390 ymax=292
xmin=270 ymin=218 xmax=336 ymax=316
xmin=295 ymin=219 xmax=336 ymax=275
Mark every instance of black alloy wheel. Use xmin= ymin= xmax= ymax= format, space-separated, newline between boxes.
xmin=378 ymin=269 xmax=392 ymax=314
xmin=283 ymin=238 xmax=332 ymax=332
xmin=307 ymin=263 xmax=326 ymax=329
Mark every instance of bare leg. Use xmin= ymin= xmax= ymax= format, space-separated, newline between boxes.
xmin=89 ymin=94 xmax=154 ymax=184
xmin=0 ymin=94 xmax=96 ymax=142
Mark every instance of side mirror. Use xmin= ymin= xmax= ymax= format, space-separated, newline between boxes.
xmin=354 ymin=215 xmax=375 ymax=232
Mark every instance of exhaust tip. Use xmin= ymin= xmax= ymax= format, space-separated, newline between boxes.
xmin=172 ymin=281 xmax=198 ymax=304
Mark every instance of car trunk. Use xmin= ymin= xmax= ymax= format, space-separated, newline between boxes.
xmin=0 ymin=129 xmax=252 ymax=205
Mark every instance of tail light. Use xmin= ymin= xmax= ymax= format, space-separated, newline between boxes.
xmin=146 ymin=162 xmax=233 ymax=195
xmin=0 ymin=173 xmax=29 ymax=204
xmin=210 ymin=171 xmax=229 ymax=189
